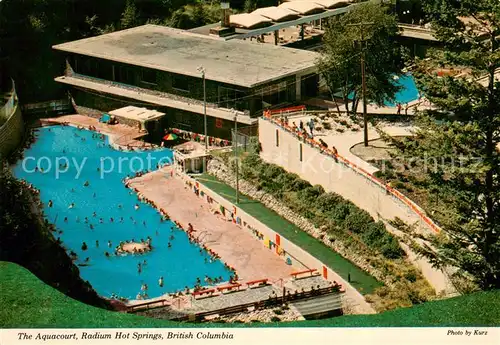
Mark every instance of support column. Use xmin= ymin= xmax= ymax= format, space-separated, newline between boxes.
xmin=274 ymin=30 xmax=279 ymax=45
xmin=296 ymin=74 xmax=302 ymax=101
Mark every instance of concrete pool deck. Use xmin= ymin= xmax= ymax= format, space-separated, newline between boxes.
xmin=126 ymin=166 xmax=297 ymax=283
xmin=39 ymin=114 xmax=155 ymax=149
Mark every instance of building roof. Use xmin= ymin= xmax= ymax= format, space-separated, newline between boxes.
xmin=52 ymin=25 xmax=318 ymax=88
xmin=278 ymin=2 xmax=326 ymax=15
xmin=230 ymin=13 xmax=273 ymax=29
xmin=252 ymin=7 xmax=300 ymax=22
xmin=283 ymin=0 xmax=352 ymax=9
xmin=109 ymin=106 xmax=165 ymax=122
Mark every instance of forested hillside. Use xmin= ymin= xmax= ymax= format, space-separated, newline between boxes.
xmin=0 ymin=0 xmax=277 ymax=102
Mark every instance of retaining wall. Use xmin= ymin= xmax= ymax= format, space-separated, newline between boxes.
xmin=258 ymin=116 xmax=440 ymax=236
xmin=0 ymin=84 xmax=24 ymax=158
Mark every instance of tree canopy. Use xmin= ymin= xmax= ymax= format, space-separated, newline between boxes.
xmin=0 ymin=0 xmax=227 ymax=102
xmin=317 ymin=2 xmax=405 ymax=114
xmin=388 ymin=0 xmax=499 ymax=290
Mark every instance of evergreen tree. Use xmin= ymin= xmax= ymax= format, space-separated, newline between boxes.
xmin=390 ymin=0 xmax=499 ymax=290
xmin=121 ymin=0 xmax=140 ymax=29
xmin=317 ymin=2 xmax=404 ymax=115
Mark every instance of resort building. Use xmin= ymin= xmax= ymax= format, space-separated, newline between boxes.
xmin=53 ymin=25 xmax=319 ymax=140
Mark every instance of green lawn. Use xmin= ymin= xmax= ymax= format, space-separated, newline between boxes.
xmin=1 ymin=262 xmax=499 ymax=328
xmin=197 ymin=174 xmax=382 ymax=295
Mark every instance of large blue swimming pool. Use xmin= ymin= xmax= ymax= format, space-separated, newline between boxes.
xmin=13 ymin=126 xmax=231 ymax=300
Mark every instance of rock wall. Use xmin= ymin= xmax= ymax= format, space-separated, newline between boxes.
xmin=0 ymin=101 xmax=24 ymax=158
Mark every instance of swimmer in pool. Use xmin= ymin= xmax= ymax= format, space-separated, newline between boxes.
xmin=95 ymin=240 xmax=99 ymax=247
xmin=158 ymin=276 xmax=164 ymax=287
xmin=93 ymin=212 xmax=97 ymax=217
xmin=64 ymin=217 xmax=68 ymax=222
xmin=168 ymin=242 xmax=172 ymax=248
xmin=68 ymin=203 xmax=75 ymax=209
xmin=48 ymin=200 xmax=53 ymax=207
xmin=108 ymin=240 xmax=112 ymax=248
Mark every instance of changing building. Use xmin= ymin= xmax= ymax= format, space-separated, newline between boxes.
xmin=53 ymin=25 xmax=320 ymax=139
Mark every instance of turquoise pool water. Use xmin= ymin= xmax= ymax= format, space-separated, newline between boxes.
xmin=340 ymin=74 xmax=420 ymax=107
xmin=13 ymin=126 xmax=231 ymax=300
xmin=384 ymin=74 xmax=420 ymax=107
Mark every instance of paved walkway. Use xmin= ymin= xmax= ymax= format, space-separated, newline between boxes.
xmin=290 ymin=113 xmax=415 ymax=174
xmin=127 ymin=166 xmax=295 ymax=283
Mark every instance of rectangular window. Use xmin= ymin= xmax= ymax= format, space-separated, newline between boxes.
xmin=172 ymin=75 xmax=189 ymax=92
xmin=299 ymin=143 xmax=303 ymax=162
xmin=276 ymin=129 xmax=279 ymax=147
xmin=218 ymin=86 xmax=246 ymax=111
xmin=141 ymin=68 xmax=157 ymax=85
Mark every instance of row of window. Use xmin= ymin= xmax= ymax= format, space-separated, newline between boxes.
xmin=69 ymin=55 xmax=294 ymax=114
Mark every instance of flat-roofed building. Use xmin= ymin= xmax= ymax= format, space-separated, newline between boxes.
xmin=53 ymin=25 xmax=319 ymax=140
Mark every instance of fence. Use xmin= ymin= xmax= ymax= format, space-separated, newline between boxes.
xmin=21 ymin=98 xmax=72 ymax=116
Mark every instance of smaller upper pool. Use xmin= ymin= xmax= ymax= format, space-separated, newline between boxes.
xmin=339 ymin=74 xmax=420 ymax=108
xmin=384 ymin=74 xmax=420 ymax=107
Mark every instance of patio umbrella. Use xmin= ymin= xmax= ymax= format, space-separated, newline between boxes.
xmin=99 ymin=113 xmax=111 ymax=123
xmin=163 ymin=133 xmax=178 ymax=141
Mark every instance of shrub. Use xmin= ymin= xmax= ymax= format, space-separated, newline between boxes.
xmin=344 ymin=209 xmax=374 ymax=234
xmin=316 ymin=193 xmax=344 ymax=213
xmin=273 ymin=309 xmax=283 ymax=315
xmin=270 ymin=316 xmax=281 ymax=322
xmin=380 ymin=237 xmax=404 ymax=259
xmin=404 ymin=270 xmax=418 ymax=283
xmin=393 ymin=181 xmax=406 ymax=189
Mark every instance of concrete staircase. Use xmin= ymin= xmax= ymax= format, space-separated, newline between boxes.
xmin=291 ymin=293 xmax=343 ymax=319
